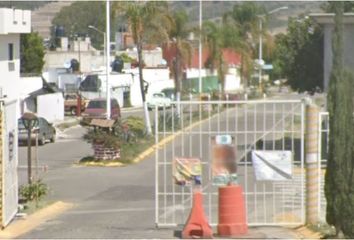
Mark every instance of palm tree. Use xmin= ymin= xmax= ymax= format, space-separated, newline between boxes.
xmin=167 ymin=10 xmax=193 ymax=112
xmin=113 ymin=2 xmax=171 ymax=135
xmin=223 ymin=2 xmax=273 ymax=90
xmin=202 ymin=21 xmax=226 ymax=93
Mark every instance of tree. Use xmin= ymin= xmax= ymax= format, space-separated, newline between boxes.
xmin=321 ymin=1 xmax=354 ymax=13
xmin=222 ymin=2 xmax=267 ymax=89
xmin=20 ymin=32 xmax=45 ymax=74
xmin=52 ymin=2 xmax=115 ymax=50
xmin=325 ymin=2 xmax=354 ymax=238
xmin=202 ymin=21 xmax=227 ymax=93
xmin=113 ymin=1 xmax=171 ymax=135
xmin=272 ymin=16 xmax=323 ymax=93
xmin=167 ymin=10 xmax=193 ymax=104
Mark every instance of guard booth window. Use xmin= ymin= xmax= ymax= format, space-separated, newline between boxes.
xmin=8 ymin=43 xmax=14 ymax=61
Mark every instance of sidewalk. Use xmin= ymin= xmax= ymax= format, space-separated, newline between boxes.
xmin=155 ymin=226 xmax=304 ymax=239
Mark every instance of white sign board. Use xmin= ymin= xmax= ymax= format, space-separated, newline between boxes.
xmin=252 ymin=150 xmax=292 ymax=181
xmin=215 ymin=135 xmax=232 ymax=145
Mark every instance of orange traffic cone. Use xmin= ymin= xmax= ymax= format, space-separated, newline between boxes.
xmin=217 ymin=185 xmax=248 ymax=237
xmin=182 ymin=190 xmax=213 ymax=239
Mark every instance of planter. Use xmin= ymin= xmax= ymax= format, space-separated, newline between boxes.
xmin=93 ymin=143 xmax=121 ymax=160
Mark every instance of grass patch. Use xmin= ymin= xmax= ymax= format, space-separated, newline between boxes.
xmin=119 ymin=137 xmax=155 ymax=164
xmin=308 ymin=222 xmax=336 ymax=239
xmin=18 ymin=199 xmax=54 ymax=215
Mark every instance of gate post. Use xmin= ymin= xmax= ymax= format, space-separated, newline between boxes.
xmin=305 ymin=101 xmax=320 ymax=225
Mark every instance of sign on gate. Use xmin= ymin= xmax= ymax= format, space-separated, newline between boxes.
xmin=173 ymin=158 xmax=202 ymax=186
xmin=252 ymin=151 xmax=292 ymax=181
xmin=212 ymin=136 xmax=237 ymax=186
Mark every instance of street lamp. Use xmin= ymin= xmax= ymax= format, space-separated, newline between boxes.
xmin=258 ymin=6 xmax=288 ymax=93
xmin=21 ymin=112 xmax=38 ymax=184
xmin=88 ymin=25 xmax=106 ymax=60
xmin=198 ymin=0 xmax=202 ymax=94
xmin=88 ymin=25 xmax=107 ymax=91
xmin=88 ymin=21 xmax=110 ymax=119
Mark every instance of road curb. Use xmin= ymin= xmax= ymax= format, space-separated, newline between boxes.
xmin=132 ymin=112 xmax=219 ymax=163
xmin=121 ymin=106 xmax=142 ymax=112
xmin=294 ymin=225 xmax=323 ymax=239
xmin=0 ymin=201 xmax=73 ymax=239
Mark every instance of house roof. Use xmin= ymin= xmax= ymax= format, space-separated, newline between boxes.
xmin=188 ymin=48 xmax=241 ymax=68
xmin=163 ymin=44 xmax=241 ymax=69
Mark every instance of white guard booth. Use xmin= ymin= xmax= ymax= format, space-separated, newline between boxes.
xmin=37 ymin=93 xmax=64 ymax=123
xmin=0 ymin=99 xmax=19 ymax=227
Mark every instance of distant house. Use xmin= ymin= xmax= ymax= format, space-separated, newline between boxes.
xmin=162 ymin=44 xmax=242 ymax=92
xmin=310 ymin=13 xmax=354 ymax=91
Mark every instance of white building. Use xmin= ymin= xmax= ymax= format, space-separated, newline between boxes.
xmin=0 ymin=8 xmax=31 ymax=99
xmin=0 ymin=8 xmax=30 ymax=228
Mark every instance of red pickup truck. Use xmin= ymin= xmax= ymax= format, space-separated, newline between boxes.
xmin=64 ymin=93 xmax=89 ymax=115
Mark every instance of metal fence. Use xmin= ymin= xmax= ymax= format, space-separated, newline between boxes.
xmin=154 ymin=99 xmax=306 ymax=227
xmin=318 ymin=112 xmax=329 ymax=222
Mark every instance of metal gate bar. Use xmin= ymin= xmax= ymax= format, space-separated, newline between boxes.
xmin=155 ymin=99 xmax=305 ymax=227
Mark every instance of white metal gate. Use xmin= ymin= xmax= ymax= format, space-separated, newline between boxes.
xmin=0 ymin=99 xmax=19 ymax=227
xmin=155 ymin=99 xmax=306 ymax=227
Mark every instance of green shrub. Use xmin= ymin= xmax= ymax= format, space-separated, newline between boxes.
xmin=83 ymin=129 xmax=121 ymax=148
xmin=19 ymin=180 xmax=48 ymax=202
xmin=123 ymin=116 xmax=145 ymax=137
xmin=157 ymin=111 xmax=181 ymax=131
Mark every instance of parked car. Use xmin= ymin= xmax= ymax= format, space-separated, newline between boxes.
xmin=18 ymin=117 xmax=56 ymax=145
xmin=64 ymin=93 xmax=89 ymax=115
xmin=161 ymin=88 xmax=175 ymax=101
xmin=82 ymin=98 xmax=121 ymax=122
xmin=147 ymin=93 xmax=172 ymax=110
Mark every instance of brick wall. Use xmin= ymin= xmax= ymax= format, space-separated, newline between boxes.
xmin=93 ymin=144 xmax=120 ymax=161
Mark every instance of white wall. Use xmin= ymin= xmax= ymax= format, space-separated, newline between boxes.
xmin=0 ymin=34 xmax=21 ymax=99
xmin=124 ymin=68 xmax=170 ymax=84
xmin=57 ymin=74 xmax=81 ymax=90
xmin=0 ymin=8 xmax=31 ymax=34
xmin=19 ymin=76 xmax=43 ymax=97
xmin=37 ymin=93 xmax=64 ymax=123
xmin=1 ymin=99 xmax=19 ymax=227
xmin=44 ymin=51 xmax=105 ymax=73
xmin=42 ymin=68 xmax=68 ymax=83
xmin=186 ymin=68 xmax=211 ymax=79
xmin=117 ymin=48 xmax=164 ymax=67
xmin=124 ymin=68 xmax=171 ymax=107
xmin=224 ymin=67 xmax=242 ymax=92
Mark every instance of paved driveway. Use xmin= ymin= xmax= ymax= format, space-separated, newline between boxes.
xmin=18 ymin=93 xmax=309 ymax=238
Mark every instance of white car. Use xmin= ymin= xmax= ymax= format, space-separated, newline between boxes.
xmin=147 ymin=93 xmax=172 ymax=110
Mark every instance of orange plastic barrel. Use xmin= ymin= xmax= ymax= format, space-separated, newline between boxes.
xmin=217 ymin=185 xmax=248 ymax=236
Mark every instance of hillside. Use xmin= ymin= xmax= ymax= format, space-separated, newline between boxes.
xmin=0 ymin=1 xmax=49 ymax=10
xmin=169 ymin=1 xmax=325 ymax=33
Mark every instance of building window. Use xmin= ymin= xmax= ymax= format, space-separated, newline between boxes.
xmin=8 ymin=43 xmax=14 ymax=61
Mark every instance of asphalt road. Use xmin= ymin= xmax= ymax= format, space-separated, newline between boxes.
xmin=18 ymin=92 xmax=310 ymax=238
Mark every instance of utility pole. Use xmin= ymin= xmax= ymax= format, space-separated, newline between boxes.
xmin=198 ymin=0 xmax=202 ymax=94
xmin=258 ymin=18 xmax=263 ymax=92
xmin=106 ymin=0 xmax=111 ymax=119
